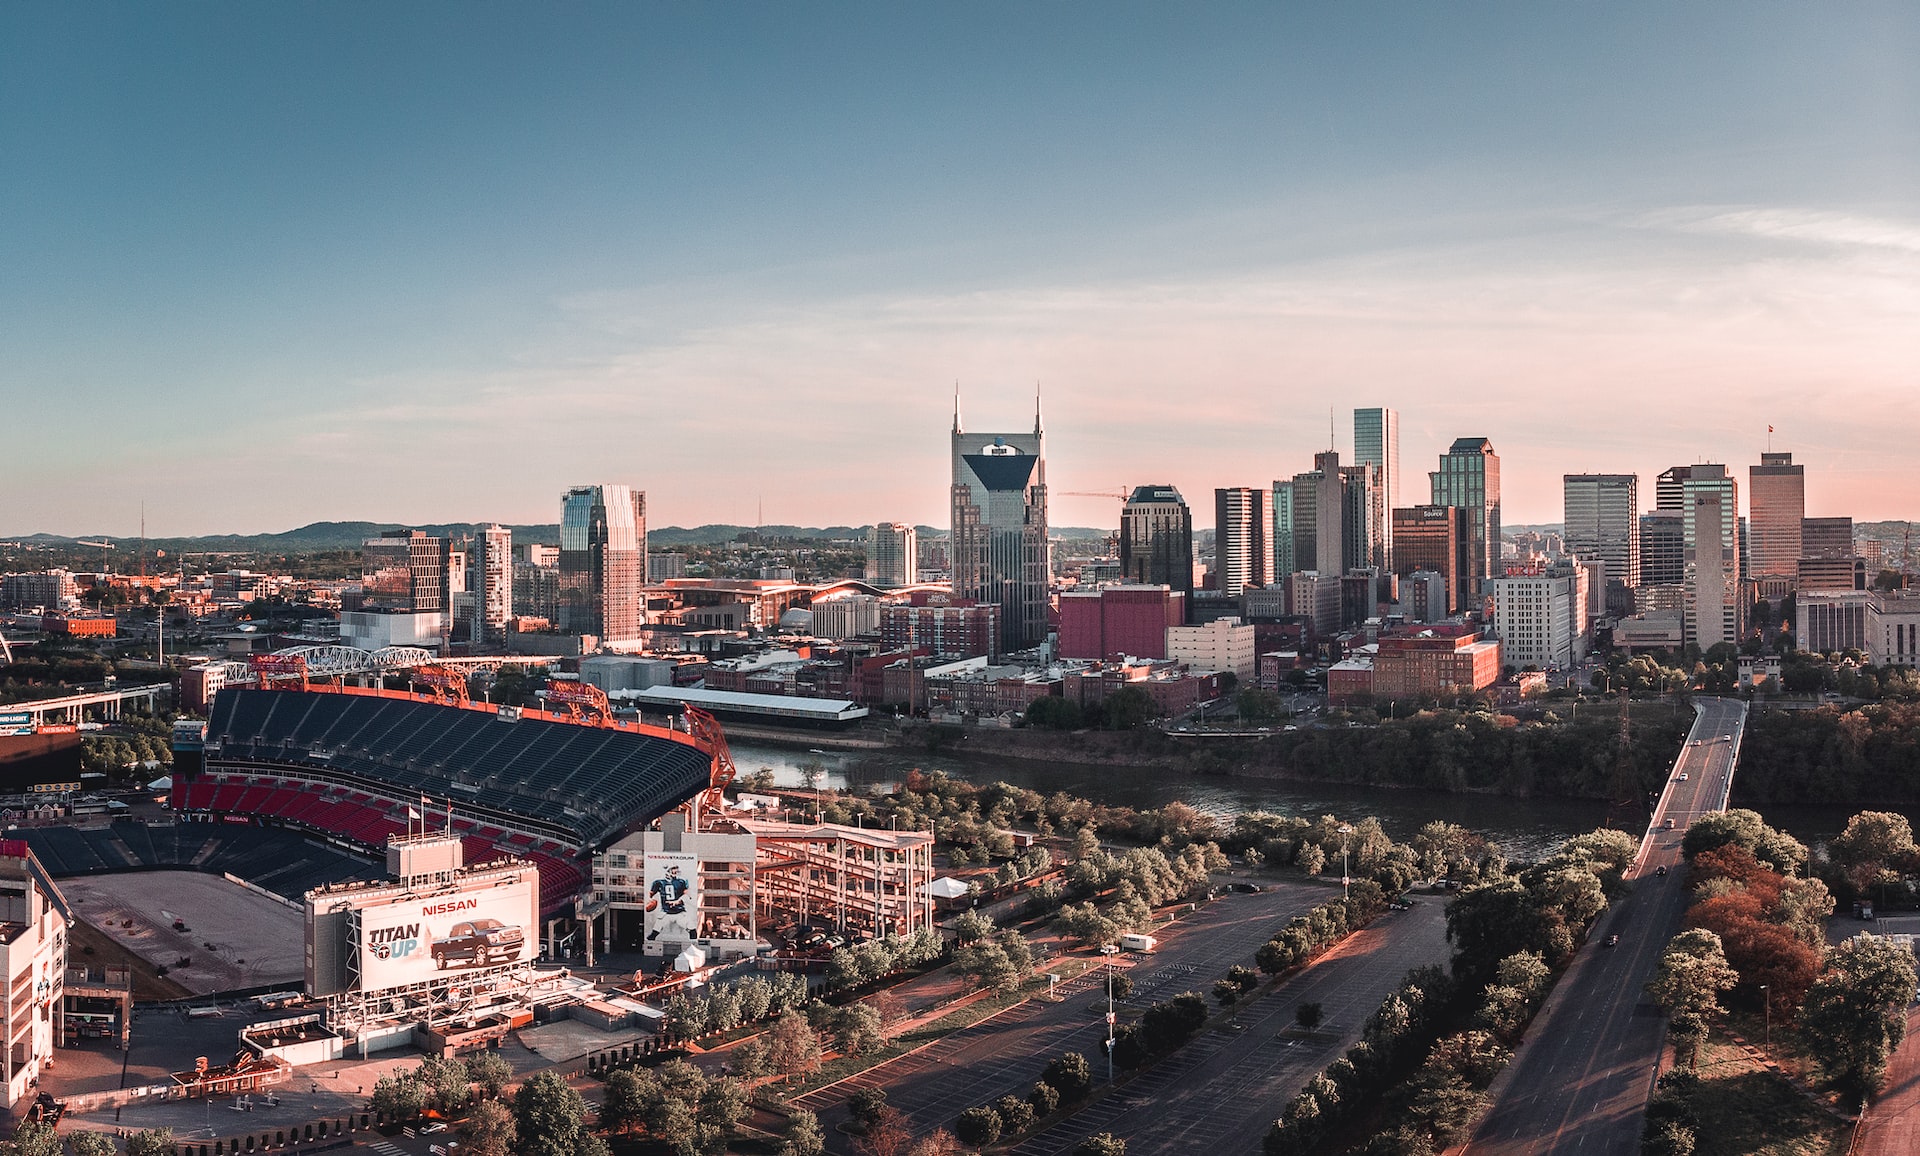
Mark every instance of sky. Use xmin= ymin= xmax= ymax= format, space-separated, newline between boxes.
xmin=2 ymin=3 xmax=1916 ymax=537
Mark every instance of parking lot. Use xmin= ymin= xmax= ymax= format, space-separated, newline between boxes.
xmin=796 ymin=880 xmax=1340 ymax=1150
xmin=1009 ymin=900 xmax=1451 ymax=1156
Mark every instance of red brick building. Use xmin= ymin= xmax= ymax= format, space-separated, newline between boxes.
xmin=1370 ymin=631 xmax=1501 ymax=702
xmin=1057 ymin=585 xmax=1185 ymax=661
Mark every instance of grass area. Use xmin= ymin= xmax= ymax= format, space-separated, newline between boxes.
xmin=67 ymin=915 xmax=190 ymax=1002
xmin=1686 ymin=1035 xmax=1851 ymax=1156
xmin=1721 ymin=1009 xmax=1830 ymax=1090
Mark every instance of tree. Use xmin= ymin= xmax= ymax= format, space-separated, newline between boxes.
xmin=1042 ymin=1052 xmax=1094 ymax=1101
xmin=994 ymin=1093 xmax=1035 ymax=1134
xmin=1101 ymin=686 xmax=1158 ymax=730
xmin=1831 ymin=811 xmax=1919 ymax=895
xmin=781 ymin=1109 xmax=827 ymax=1156
xmin=1074 ymin=1136 xmax=1128 ymax=1156
xmin=952 ymin=908 xmax=994 ymax=944
xmin=954 ymin=1106 xmax=1003 ymax=1147
xmin=1028 ymin=1081 xmax=1060 ymax=1116
xmin=846 ymin=1087 xmax=890 ymax=1132
xmin=1801 ymin=934 xmax=1920 ymax=1101
xmin=1213 ymin=976 xmax=1245 ymax=1021
xmin=765 ymin=1009 xmax=824 ymax=1083
xmin=907 ymin=1131 xmax=965 ymax=1156
xmin=467 ymin=1051 xmax=513 ymax=1100
xmin=419 ymin=1056 xmax=472 ymax=1114
xmin=1295 ymin=1002 xmax=1324 ymax=1035
xmin=1025 ymin=696 xmax=1085 ymax=730
xmin=125 ymin=1132 xmax=174 ymax=1156
xmin=512 ymin=1072 xmax=587 ymax=1156
xmin=68 ymin=1135 xmax=117 ymax=1156
xmin=2 ymin=1122 xmax=60 ymax=1156
xmin=373 ymin=1071 xmax=428 ymax=1122
xmin=1647 ymin=930 xmax=1739 ymax=1065
xmin=462 ymin=1101 xmax=517 ymax=1156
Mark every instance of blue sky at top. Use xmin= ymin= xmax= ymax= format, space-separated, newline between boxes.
xmin=2 ymin=3 xmax=1916 ymax=534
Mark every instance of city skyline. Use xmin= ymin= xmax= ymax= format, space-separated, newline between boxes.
xmin=4 ymin=5 xmax=1916 ymax=536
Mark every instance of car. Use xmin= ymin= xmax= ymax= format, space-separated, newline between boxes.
xmin=1605 ymin=934 xmax=1620 ymax=947
xmin=1654 ymin=865 xmax=1668 ymax=877
xmin=1677 ymin=772 xmax=1688 ymax=781
xmin=420 ymin=1123 xmax=449 ymax=1134
xmin=1226 ymin=882 xmax=1263 ymax=894
xmin=1664 ymin=818 xmax=1676 ymax=829
xmin=431 ymin=918 xmax=525 ymax=970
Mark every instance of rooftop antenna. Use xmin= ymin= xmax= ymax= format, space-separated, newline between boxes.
xmin=1766 ymin=424 xmax=1774 ymax=454
xmin=1329 ymin=406 xmax=1335 ymax=452
xmin=1035 ymin=384 xmax=1043 ymax=435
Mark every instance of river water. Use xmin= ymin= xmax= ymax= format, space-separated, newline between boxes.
xmin=728 ymin=739 xmax=1886 ymax=861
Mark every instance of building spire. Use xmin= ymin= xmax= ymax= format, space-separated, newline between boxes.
xmin=1034 ymin=384 xmax=1043 ymax=435
xmin=953 ymin=381 xmax=962 ymax=434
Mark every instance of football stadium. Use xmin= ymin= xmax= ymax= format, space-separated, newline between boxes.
xmin=173 ymin=680 xmax=720 ymax=921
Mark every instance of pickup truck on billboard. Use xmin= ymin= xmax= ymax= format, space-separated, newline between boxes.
xmin=431 ymin=918 xmax=525 ymax=970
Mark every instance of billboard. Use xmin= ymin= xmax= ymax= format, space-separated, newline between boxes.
xmin=356 ymin=875 xmax=537 ymax=991
xmin=642 ymin=852 xmax=698 ymax=945
xmin=0 ymin=714 xmax=31 ymax=738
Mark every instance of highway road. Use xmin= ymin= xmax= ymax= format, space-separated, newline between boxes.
xmin=1463 ymin=697 xmax=1748 ymax=1156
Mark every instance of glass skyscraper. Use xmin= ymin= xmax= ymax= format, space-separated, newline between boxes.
xmin=559 ymin=485 xmax=647 ymax=642
xmin=1429 ymin=437 xmax=1501 ymax=599
xmin=1353 ymin=407 xmax=1399 ymax=568
xmin=951 ymin=402 xmax=1049 ymax=652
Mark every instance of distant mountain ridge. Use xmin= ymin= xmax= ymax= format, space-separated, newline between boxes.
xmin=8 ymin=520 xmax=1115 ymax=553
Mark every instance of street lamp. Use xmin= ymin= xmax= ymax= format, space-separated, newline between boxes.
xmin=1760 ymin=984 xmax=1771 ymax=1059
xmin=1338 ymin=824 xmax=1355 ymax=901
xmin=1100 ymin=944 xmax=1120 ymax=1083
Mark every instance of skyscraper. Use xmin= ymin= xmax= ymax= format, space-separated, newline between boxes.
xmin=1656 ymin=466 xmax=1693 ymax=511
xmin=1392 ymin=505 xmax=1469 ymax=615
xmin=360 ymin=530 xmax=446 ymax=612
xmin=470 ymin=524 xmax=513 ymax=645
xmin=951 ymin=399 xmax=1049 ymax=652
xmin=1340 ymin=460 xmax=1381 ymax=572
xmin=865 ymin=523 xmax=919 ymax=587
xmin=1353 ymin=407 xmax=1399 ymax=567
xmin=1270 ymin=480 xmax=1295 ymax=578
xmin=1430 ymin=438 xmax=1501 ymax=598
xmin=559 ymin=485 xmax=648 ymax=642
xmin=1748 ymin=452 xmax=1805 ymax=581
xmin=1563 ymin=474 xmax=1641 ymax=590
xmin=1639 ymin=511 xmax=1686 ymax=587
xmin=1681 ymin=465 xmax=1740 ymax=644
xmin=1212 ymin=487 xmax=1270 ymax=597
xmin=1119 ymin=486 xmax=1194 ymax=609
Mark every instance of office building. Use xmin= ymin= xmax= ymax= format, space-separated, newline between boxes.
xmin=1370 ymin=631 xmax=1503 ymax=703
xmin=1166 ymin=616 xmax=1257 ymax=680
xmin=1058 ymin=585 xmax=1186 ymax=661
xmin=1656 ymin=466 xmax=1693 ymax=512
xmin=1213 ymin=487 xmax=1271 ymax=597
xmin=1686 ymin=483 xmax=1737 ymax=648
xmin=1119 ymin=486 xmax=1195 ymax=609
xmin=1284 ymin=452 xmax=1349 ymax=580
xmin=0 ymin=844 xmax=66 ymax=1108
xmin=1341 ymin=461 xmax=1384 ymax=572
xmin=1286 ymin=571 xmax=1342 ymax=637
xmin=1793 ymin=589 xmax=1920 ymax=664
xmin=1392 ymin=506 xmax=1470 ymax=616
xmin=360 ymin=531 xmax=446 ymax=613
xmin=1563 ymin=474 xmax=1640 ymax=590
xmin=1640 ymin=510 xmax=1686 ymax=587
xmin=1748 ymin=452 xmax=1804 ymax=582
xmin=559 ymin=485 xmax=648 ymax=642
xmin=881 ymin=598 xmax=1000 ymax=661
xmin=1270 ymin=480 xmax=1295 ymax=578
xmin=513 ymin=545 xmax=560 ymax=623
xmin=810 ymin=594 xmax=884 ymax=640
xmin=865 ymin=523 xmax=919 ymax=587
xmin=1354 ymin=407 xmax=1400 ymax=568
xmin=1397 ymin=571 xmax=1450 ymax=623
xmin=951 ymin=402 xmax=1049 ymax=653
xmin=1492 ymin=567 xmax=1586 ymax=670
xmin=470 ymin=525 xmax=512 ymax=645
xmin=1798 ymin=556 xmax=1868 ymax=593
xmin=1802 ymin=516 xmax=1854 ymax=559
xmin=1429 ymin=438 xmax=1501 ymax=597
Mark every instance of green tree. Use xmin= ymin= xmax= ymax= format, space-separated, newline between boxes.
xmin=511 ymin=1072 xmax=588 ymax=1156
xmin=994 ymin=1093 xmax=1036 ymax=1135
xmin=2 ymin=1122 xmax=61 ymax=1156
xmin=954 ymin=1106 xmax=1003 ymax=1147
xmin=834 ymin=1001 xmax=887 ymax=1056
xmin=1295 ymin=1002 xmax=1324 ymax=1034
xmin=372 ymin=1071 xmax=428 ymax=1122
xmin=1101 ymin=686 xmax=1158 ymax=730
xmin=765 ymin=1009 xmax=824 ymax=1083
xmin=1042 ymin=1052 xmax=1094 ymax=1101
xmin=68 ymin=1134 xmax=117 ymax=1156
xmin=780 ymin=1108 xmax=827 ymax=1156
xmin=419 ymin=1056 xmax=473 ymax=1114
xmin=1830 ymin=811 xmax=1919 ymax=895
xmin=461 ymin=1100 xmax=516 ymax=1156
xmin=467 ymin=1051 xmax=513 ymax=1099
xmin=1213 ymin=976 xmax=1245 ymax=1020
xmin=1801 ymin=934 xmax=1920 ymax=1101
xmin=1025 ymin=696 xmax=1085 ymax=730
xmin=1073 ymin=1135 xmax=1128 ymax=1156
xmin=1647 ymin=929 xmax=1739 ymax=1065
xmin=1028 ymin=1081 xmax=1060 ymax=1116
xmin=125 ymin=1132 xmax=174 ymax=1156
xmin=952 ymin=907 xmax=994 ymax=944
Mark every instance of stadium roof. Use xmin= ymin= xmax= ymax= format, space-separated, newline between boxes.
xmin=615 ymin=685 xmax=869 ymax=724
xmin=204 ymin=687 xmax=713 ymax=848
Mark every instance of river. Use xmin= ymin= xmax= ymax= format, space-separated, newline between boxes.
xmin=728 ymin=739 xmax=1892 ymax=861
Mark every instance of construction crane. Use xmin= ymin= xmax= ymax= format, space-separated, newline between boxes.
xmin=1057 ymin=489 xmax=1129 ymax=502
